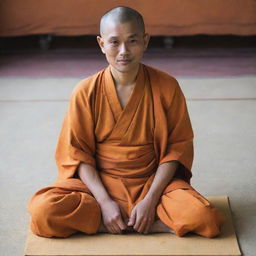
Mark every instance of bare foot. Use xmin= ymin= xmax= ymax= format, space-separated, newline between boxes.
xmin=98 ymin=224 xmax=134 ymax=233
xmin=98 ymin=220 xmax=175 ymax=234
xmin=148 ymin=220 xmax=175 ymax=234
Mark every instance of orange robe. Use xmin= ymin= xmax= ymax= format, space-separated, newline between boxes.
xmin=28 ymin=64 xmax=225 ymax=238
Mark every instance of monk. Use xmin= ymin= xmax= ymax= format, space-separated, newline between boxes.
xmin=28 ymin=6 xmax=225 ymax=238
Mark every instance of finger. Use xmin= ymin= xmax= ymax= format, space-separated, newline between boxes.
xmin=128 ymin=210 xmax=136 ymax=226
xmin=143 ymin=220 xmax=153 ymax=234
xmin=106 ymin=222 xmax=119 ymax=234
xmin=137 ymin=217 xmax=148 ymax=233
xmin=117 ymin=216 xmax=127 ymax=231
xmin=133 ymin=215 xmax=143 ymax=230
xmin=106 ymin=225 xmax=115 ymax=234
xmin=113 ymin=218 xmax=124 ymax=234
xmin=142 ymin=216 xmax=154 ymax=234
xmin=110 ymin=224 xmax=121 ymax=234
xmin=112 ymin=212 xmax=126 ymax=233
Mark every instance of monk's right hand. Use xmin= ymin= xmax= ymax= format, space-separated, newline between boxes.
xmin=99 ymin=199 xmax=127 ymax=234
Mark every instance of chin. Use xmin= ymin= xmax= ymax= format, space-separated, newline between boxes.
xmin=112 ymin=63 xmax=139 ymax=73
xmin=117 ymin=67 xmax=132 ymax=73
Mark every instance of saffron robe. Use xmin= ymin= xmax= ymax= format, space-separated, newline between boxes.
xmin=28 ymin=64 xmax=225 ymax=238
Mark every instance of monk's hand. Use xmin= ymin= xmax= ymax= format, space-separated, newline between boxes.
xmin=127 ymin=197 xmax=156 ymax=234
xmin=100 ymin=199 xmax=127 ymax=234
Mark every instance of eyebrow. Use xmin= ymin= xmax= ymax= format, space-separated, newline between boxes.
xmin=108 ymin=33 xmax=139 ymax=40
xmin=128 ymin=33 xmax=139 ymax=38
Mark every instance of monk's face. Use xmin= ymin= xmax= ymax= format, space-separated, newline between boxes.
xmin=97 ymin=19 xmax=150 ymax=74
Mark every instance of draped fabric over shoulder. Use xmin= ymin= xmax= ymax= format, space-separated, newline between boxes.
xmin=55 ymin=63 xmax=194 ymax=184
xmin=28 ymin=64 xmax=225 ymax=238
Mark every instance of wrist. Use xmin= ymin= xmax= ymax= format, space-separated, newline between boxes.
xmin=144 ymin=192 xmax=161 ymax=206
xmin=96 ymin=194 xmax=112 ymax=206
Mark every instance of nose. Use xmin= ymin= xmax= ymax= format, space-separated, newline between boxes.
xmin=119 ymin=42 xmax=129 ymax=55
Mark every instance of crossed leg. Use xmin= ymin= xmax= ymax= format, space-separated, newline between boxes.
xmin=28 ymin=178 xmax=103 ymax=237
xmin=156 ymin=181 xmax=226 ymax=238
xmin=28 ymin=178 xmax=225 ymax=238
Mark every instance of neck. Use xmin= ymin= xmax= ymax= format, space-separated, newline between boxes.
xmin=110 ymin=64 xmax=140 ymax=87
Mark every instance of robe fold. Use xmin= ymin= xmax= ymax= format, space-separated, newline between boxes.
xmin=28 ymin=63 xmax=225 ymax=238
xmin=55 ymin=63 xmax=193 ymax=183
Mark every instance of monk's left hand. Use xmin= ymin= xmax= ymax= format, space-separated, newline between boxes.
xmin=127 ymin=197 xmax=157 ymax=234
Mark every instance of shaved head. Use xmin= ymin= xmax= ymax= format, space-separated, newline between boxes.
xmin=100 ymin=6 xmax=145 ymax=36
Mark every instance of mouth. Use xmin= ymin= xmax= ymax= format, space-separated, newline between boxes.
xmin=117 ymin=59 xmax=132 ymax=64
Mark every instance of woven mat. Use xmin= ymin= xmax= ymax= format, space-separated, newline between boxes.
xmin=24 ymin=196 xmax=241 ymax=256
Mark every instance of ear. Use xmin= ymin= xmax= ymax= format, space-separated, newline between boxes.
xmin=97 ymin=36 xmax=105 ymax=54
xmin=143 ymin=33 xmax=150 ymax=51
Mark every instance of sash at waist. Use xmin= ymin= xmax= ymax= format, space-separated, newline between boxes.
xmin=95 ymin=143 xmax=157 ymax=178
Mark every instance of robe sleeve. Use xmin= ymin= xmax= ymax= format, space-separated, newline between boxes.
xmin=159 ymin=81 xmax=194 ymax=182
xmin=54 ymin=83 xmax=96 ymax=181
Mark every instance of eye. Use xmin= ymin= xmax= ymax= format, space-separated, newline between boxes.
xmin=130 ymin=39 xmax=138 ymax=43
xmin=110 ymin=40 xmax=119 ymax=46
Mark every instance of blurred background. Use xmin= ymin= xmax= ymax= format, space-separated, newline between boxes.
xmin=1 ymin=0 xmax=256 ymax=77
xmin=0 ymin=1 xmax=256 ymax=256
